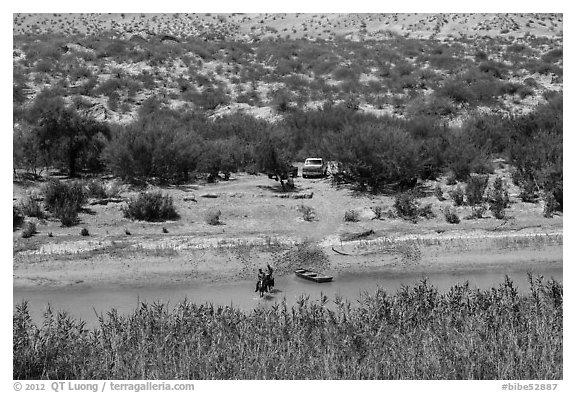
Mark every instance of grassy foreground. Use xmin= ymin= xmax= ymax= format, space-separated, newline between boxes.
xmin=14 ymin=276 xmax=562 ymax=380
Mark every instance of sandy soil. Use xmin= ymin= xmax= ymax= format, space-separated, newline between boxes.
xmin=13 ymin=168 xmax=563 ymax=290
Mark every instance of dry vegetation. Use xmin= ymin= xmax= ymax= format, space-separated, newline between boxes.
xmin=13 ymin=14 xmax=563 ymax=380
xmin=14 ymin=275 xmax=562 ymax=379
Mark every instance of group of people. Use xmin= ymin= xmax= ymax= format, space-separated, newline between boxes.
xmin=255 ymin=264 xmax=274 ymax=292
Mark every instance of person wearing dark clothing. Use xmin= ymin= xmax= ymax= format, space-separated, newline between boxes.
xmin=255 ymin=268 xmax=264 ymax=292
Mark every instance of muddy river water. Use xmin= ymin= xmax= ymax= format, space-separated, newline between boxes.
xmin=14 ymin=264 xmax=562 ymax=328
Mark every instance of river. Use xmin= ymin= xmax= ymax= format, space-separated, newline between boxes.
xmin=14 ymin=264 xmax=562 ymax=328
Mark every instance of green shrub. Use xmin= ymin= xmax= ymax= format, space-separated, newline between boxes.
xmin=19 ymin=195 xmax=44 ymax=218
xmin=80 ymin=228 xmax=89 ymax=236
xmin=443 ymin=207 xmax=460 ymax=224
xmin=418 ymin=203 xmax=435 ymax=219
xmin=394 ymin=193 xmax=419 ymax=222
xmin=13 ymin=205 xmax=24 ymax=230
xmin=105 ymin=181 xmax=123 ymax=198
xmin=450 ymin=186 xmax=465 ymax=206
xmin=123 ymin=192 xmax=179 ymax=222
xmin=371 ymin=206 xmax=383 ymax=220
xmin=434 ymin=184 xmax=445 ymax=201
xmin=487 ymin=176 xmax=510 ymax=219
xmin=465 ymin=175 xmax=489 ymax=206
xmin=467 ymin=204 xmax=487 ymax=219
xmin=543 ymin=193 xmax=559 ymax=218
xmin=43 ymin=180 xmax=87 ymax=226
xmin=21 ymin=221 xmax=36 ymax=238
xmin=343 ymin=209 xmax=360 ymax=222
xmin=85 ymin=179 xmax=108 ymax=199
xmin=205 ymin=209 xmax=222 ymax=225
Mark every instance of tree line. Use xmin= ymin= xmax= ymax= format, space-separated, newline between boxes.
xmin=13 ymin=92 xmax=562 ymax=210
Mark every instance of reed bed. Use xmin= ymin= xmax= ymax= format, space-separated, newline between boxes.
xmin=14 ymin=275 xmax=562 ymax=380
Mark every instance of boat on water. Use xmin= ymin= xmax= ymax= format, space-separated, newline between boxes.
xmin=294 ymin=268 xmax=333 ymax=283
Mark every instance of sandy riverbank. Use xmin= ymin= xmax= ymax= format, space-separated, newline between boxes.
xmin=13 ymin=229 xmax=562 ymax=290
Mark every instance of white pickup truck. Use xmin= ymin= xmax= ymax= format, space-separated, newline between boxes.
xmin=302 ymin=158 xmax=327 ymax=178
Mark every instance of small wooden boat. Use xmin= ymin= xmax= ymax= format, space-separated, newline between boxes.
xmin=294 ymin=268 xmax=333 ymax=283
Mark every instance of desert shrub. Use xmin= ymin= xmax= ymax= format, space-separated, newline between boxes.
xmin=343 ymin=209 xmax=360 ymax=222
xmin=543 ymin=193 xmax=559 ymax=218
xmin=123 ymin=192 xmax=179 ymax=222
xmin=446 ymin=172 xmax=457 ymax=186
xmin=204 ymin=209 xmax=222 ymax=225
xmin=434 ymin=184 xmax=445 ymax=201
xmin=450 ymin=186 xmax=465 ymax=206
xmin=85 ymin=179 xmax=108 ymax=199
xmin=80 ymin=228 xmax=89 ymax=236
xmin=542 ymin=48 xmax=562 ymax=63
xmin=33 ymin=104 xmax=111 ymax=176
xmin=394 ymin=193 xmax=419 ymax=222
xmin=478 ymin=60 xmax=507 ymax=79
xmin=508 ymin=97 xmax=562 ymax=210
xmin=524 ymin=77 xmax=538 ymax=88
xmin=297 ymin=204 xmax=316 ymax=222
xmin=466 ymin=204 xmax=487 ymax=219
xmin=445 ymin=134 xmax=491 ymax=181
xmin=437 ymin=80 xmax=474 ymax=104
xmin=418 ymin=203 xmax=435 ymax=219
xmin=487 ymin=176 xmax=510 ymax=219
xmin=191 ymin=87 xmax=229 ymax=110
xmin=21 ymin=222 xmax=36 ymax=238
xmin=43 ymin=180 xmax=87 ymax=226
xmin=443 ymin=207 xmax=460 ymax=224
xmin=465 ymin=175 xmax=489 ymax=206
xmin=13 ymin=205 xmax=24 ymax=230
xmin=103 ymin=106 xmax=203 ymax=183
xmin=105 ymin=181 xmax=123 ymax=198
xmin=19 ymin=194 xmax=44 ymax=218
xmin=371 ymin=206 xmax=383 ymax=220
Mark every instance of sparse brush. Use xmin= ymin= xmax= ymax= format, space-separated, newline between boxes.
xmin=488 ymin=176 xmax=510 ymax=219
xmin=85 ymin=179 xmax=107 ymax=199
xmin=13 ymin=205 xmax=24 ymax=230
xmin=450 ymin=186 xmax=465 ymax=206
xmin=466 ymin=204 xmax=487 ymax=219
xmin=418 ymin=203 xmax=435 ymax=219
xmin=434 ymin=184 xmax=445 ymax=201
xmin=543 ymin=193 xmax=559 ymax=218
xmin=123 ymin=192 xmax=179 ymax=222
xmin=465 ymin=174 xmax=489 ymax=206
xmin=21 ymin=221 xmax=36 ymax=238
xmin=344 ymin=209 xmax=360 ymax=222
xmin=205 ymin=209 xmax=222 ymax=225
xmin=105 ymin=180 xmax=123 ymax=198
xmin=278 ymin=240 xmax=329 ymax=274
xmin=371 ymin=205 xmax=383 ymax=219
xmin=297 ymin=204 xmax=316 ymax=222
xmin=42 ymin=180 xmax=87 ymax=226
xmin=443 ymin=206 xmax=460 ymax=224
xmin=19 ymin=194 xmax=44 ymax=218
xmin=394 ymin=192 xmax=419 ymax=222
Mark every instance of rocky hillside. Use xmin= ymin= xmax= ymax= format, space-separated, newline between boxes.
xmin=14 ymin=13 xmax=562 ymax=40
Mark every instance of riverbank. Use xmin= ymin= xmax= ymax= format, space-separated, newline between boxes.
xmin=13 ymin=229 xmax=562 ymax=290
xmin=13 ymin=172 xmax=563 ymax=290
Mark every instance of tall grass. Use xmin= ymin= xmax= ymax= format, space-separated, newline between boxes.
xmin=14 ymin=276 xmax=562 ymax=380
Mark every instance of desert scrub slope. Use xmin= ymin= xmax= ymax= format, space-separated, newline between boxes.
xmin=13 ymin=14 xmax=562 ymax=126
